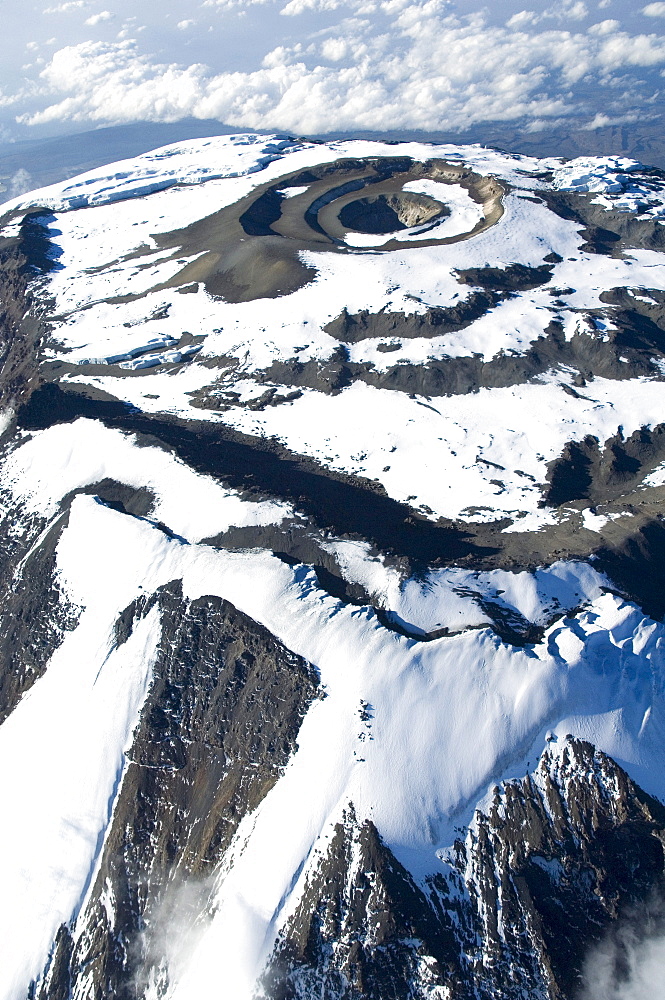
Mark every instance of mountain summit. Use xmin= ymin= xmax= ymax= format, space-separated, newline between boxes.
xmin=1 ymin=134 xmax=665 ymax=999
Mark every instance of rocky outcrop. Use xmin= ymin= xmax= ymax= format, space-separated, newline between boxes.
xmin=545 ymin=424 xmax=665 ymax=508
xmin=0 ymin=210 xmax=57 ymax=416
xmin=261 ymin=739 xmax=665 ymax=1000
xmin=545 ymin=188 xmax=665 ymax=253
xmin=0 ymin=503 xmax=79 ymax=723
xmin=33 ymin=582 xmax=319 ymax=999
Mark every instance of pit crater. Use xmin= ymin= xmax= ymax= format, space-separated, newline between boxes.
xmin=338 ymin=192 xmax=448 ymax=235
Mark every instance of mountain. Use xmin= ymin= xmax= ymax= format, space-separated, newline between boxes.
xmin=5 ymin=114 xmax=665 ymax=209
xmin=1 ymin=133 xmax=665 ymax=1000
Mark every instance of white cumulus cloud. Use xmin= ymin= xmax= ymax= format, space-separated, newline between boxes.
xmin=85 ymin=10 xmax=114 ymax=25
xmin=4 ymin=0 xmax=665 ymax=135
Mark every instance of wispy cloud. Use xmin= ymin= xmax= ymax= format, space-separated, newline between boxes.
xmin=581 ymin=891 xmax=665 ymax=1000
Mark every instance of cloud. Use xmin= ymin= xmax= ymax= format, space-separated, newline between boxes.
xmin=581 ymin=892 xmax=665 ymax=1000
xmin=177 ymin=19 xmax=196 ymax=29
xmin=643 ymin=2 xmax=665 ymax=15
xmin=506 ymin=1 xmax=590 ymax=26
xmin=582 ymin=110 xmax=641 ymax=127
xmin=6 ymin=168 xmax=33 ymax=198
xmin=85 ymin=10 xmax=114 ymax=25
xmin=10 ymin=1 xmax=665 ymax=135
xmin=44 ymin=1 xmax=88 ymax=11
xmin=202 ymin=0 xmax=273 ymax=8
xmin=280 ymin=0 xmax=346 ymax=15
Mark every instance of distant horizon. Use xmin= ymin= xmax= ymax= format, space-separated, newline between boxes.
xmin=2 ymin=110 xmax=665 ymax=205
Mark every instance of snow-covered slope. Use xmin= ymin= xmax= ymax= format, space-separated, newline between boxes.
xmin=2 ymin=134 xmax=665 ymax=1000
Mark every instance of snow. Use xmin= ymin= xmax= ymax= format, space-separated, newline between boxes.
xmin=15 ymin=136 xmax=665 ymax=530
xmin=1 ymin=490 xmax=654 ymax=1000
xmin=553 ymin=155 xmax=665 ymax=221
xmin=0 ymin=408 xmax=13 ymax=438
xmin=642 ymin=461 xmax=665 ymax=488
xmin=3 ymin=419 xmax=291 ymax=542
xmin=0 ymin=134 xmax=299 ymax=215
xmin=553 ymin=155 xmax=642 ymax=195
xmin=3 ymin=455 xmax=665 ymax=999
xmin=342 ymin=180 xmax=485 ymax=248
xmin=321 ymin=539 xmax=606 ymax=635
xmin=76 ymin=332 xmax=179 ymax=365
xmin=3 ymin=134 xmax=665 ymax=997
xmin=213 ymin=375 xmax=665 ymax=524
xmin=0 ymin=502 xmax=163 ymax=1000
xmin=580 ymin=508 xmax=623 ymax=532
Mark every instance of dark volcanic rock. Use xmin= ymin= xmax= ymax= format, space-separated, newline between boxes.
xmin=262 ymin=809 xmax=459 ymax=1000
xmin=0 ymin=505 xmax=79 ymax=723
xmin=545 ymin=188 xmax=665 ymax=253
xmin=338 ymin=191 xmax=446 ymax=234
xmin=0 ymin=212 xmax=54 ymax=415
xmin=595 ymin=518 xmax=665 ymax=622
xmin=261 ymin=739 xmax=665 ymax=1000
xmin=455 ymin=262 xmax=554 ymax=291
xmin=17 ymin=382 xmax=486 ymax=567
xmin=268 ymin=313 xmax=663 ymax=399
xmin=544 ymin=424 xmax=665 ymax=508
xmin=34 ymin=580 xmax=319 ymax=999
xmin=324 ymin=293 xmax=502 ymax=344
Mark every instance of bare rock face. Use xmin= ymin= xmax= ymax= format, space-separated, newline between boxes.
xmin=0 ymin=504 xmax=79 ymax=724
xmin=260 ymin=739 xmax=665 ymax=1000
xmin=0 ymin=211 xmax=56 ymax=414
xmin=33 ymin=582 xmax=319 ymax=1000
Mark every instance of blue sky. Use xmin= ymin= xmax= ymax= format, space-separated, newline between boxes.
xmin=1 ymin=0 xmax=665 ymax=138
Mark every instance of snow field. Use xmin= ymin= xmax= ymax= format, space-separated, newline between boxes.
xmin=215 ymin=374 xmax=665 ymax=524
xmin=18 ymin=494 xmax=665 ymax=997
xmin=322 ymin=537 xmax=608 ymax=634
xmin=2 ymin=428 xmax=664 ymax=996
xmin=2 ymin=419 xmax=292 ymax=541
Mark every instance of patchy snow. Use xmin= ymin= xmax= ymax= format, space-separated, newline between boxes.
xmin=642 ymin=461 xmax=665 ymax=488
xmin=0 ymin=408 xmax=13 ymax=438
xmin=213 ymin=375 xmax=665 ymax=524
xmin=580 ymin=508 xmax=624 ymax=532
